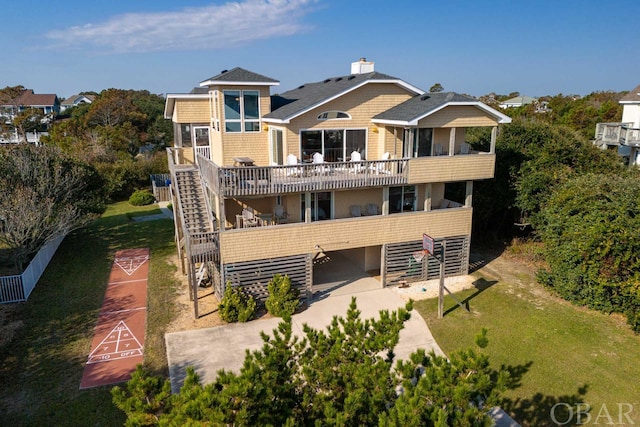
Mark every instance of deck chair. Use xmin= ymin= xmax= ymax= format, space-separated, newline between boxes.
xmin=349 ymin=151 xmax=363 ymax=173
xmin=363 ymin=203 xmax=379 ymax=216
xmin=312 ymin=152 xmax=328 ymax=174
xmin=274 ymin=204 xmax=289 ymax=224
xmin=286 ymin=153 xmax=302 ymax=177
xmin=242 ymin=208 xmax=259 ymax=227
xmin=371 ymin=151 xmax=391 ymax=174
xmin=350 ymin=205 xmax=362 ymax=217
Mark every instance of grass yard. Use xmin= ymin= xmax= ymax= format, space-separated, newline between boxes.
xmin=0 ymin=202 xmax=179 ymax=426
xmin=414 ymin=251 xmax=640 ymax=426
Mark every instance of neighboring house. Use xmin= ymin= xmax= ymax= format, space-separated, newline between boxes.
xmin=594 ymin=83 xmax=640 ymax=167
xmin=164 ymin=59 xmax=511 ymax=317
xmin=60 ymin=94 xmax=95 ymax=111
xmin=0 ymin=89 xmax=58 ymax=143
xmin=499 ymin=95 xmax=537 ymax=109
xmin=10 ymin=89 xmax=60 ymax=117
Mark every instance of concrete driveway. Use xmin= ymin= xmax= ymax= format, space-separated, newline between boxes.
xmin=165 ymin=251 xmax=444 ymax=392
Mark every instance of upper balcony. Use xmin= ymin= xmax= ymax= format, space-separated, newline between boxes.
xmin=595 ymin=123 xmax=640 ymax=147
xmin=168 ymin=147 xmax=496 ymax=198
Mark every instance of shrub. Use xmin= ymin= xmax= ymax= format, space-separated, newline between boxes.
xmin=265 ymin=274 xmax=300 ymax=317
xmin=219 ymin=285 xmax=256 ymax=323
xmin=129 ymin=189 xmax=155 ymax=206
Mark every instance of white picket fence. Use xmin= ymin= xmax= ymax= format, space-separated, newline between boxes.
xmin=0 ymin=234 xmax=65 ymax=303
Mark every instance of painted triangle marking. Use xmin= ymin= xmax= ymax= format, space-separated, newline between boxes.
xmin=114 ymin=255 xmax=149 ymax=276
xmin=87 ymin=320 xmax=144 ymax=364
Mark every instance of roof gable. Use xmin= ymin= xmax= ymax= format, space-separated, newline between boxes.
xmin=17 ymin=91 xmax=58 ymax=107
xmin=373 ymin=92 xmax=512 ymax=125
xmin=264 ymin=72 xmax=423 ymax=123
xmin=620 ymin=84 xmax=640 ymax=103
xmin=200 ymin=67 xmax=279 ymax=87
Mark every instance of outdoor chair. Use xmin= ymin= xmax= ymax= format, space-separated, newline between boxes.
xmin=286 ymin=154 xmax=302 ymax=177
xmin=363 ymin=203 xmax=379 ymax=216
xmin=274 ymin=204 xmax=289 ymax=224
xmin=312 ymin=152 xmax=329 ymax=174
xmin=349 ymin=151 xmax=363 ymax=173
xmin=460 ymin=142 xmax=470 ymax=154
xmin=242 ymin=208 xmax=259 ymax=227
xmin=350 ymin=205 xmax=362 ymax=217
xmin=370 ymin=151 xmax=391 ymax=174
xmin=434 ymin=144 xmax=444 ymax=156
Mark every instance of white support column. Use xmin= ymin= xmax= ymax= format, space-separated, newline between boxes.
xmin=490 ymin=126 xmax=498 ymax=154
xmin=382 ymin=187 xmax=389 ymax=215
xmin=449 ymin=127 xmax=456 ymax=156
xmin=465 ymin=181 xmax=473 ymax=208
xmin=304 ymin=192 xmax=312 ymax=223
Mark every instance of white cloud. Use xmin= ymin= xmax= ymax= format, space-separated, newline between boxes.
xmin=45 ymin=0 xmax=319 ymax=53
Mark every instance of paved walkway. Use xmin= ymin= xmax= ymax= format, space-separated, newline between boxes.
xmin=165 ymin=252 xmax=444 ymax=392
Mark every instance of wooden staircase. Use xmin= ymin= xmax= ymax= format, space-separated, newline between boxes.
xmin=174 ymin=168 xmax=214 ymax=234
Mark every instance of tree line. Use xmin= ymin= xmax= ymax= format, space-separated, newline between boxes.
xmin=0 ymin=87 xmax=171 ymax=271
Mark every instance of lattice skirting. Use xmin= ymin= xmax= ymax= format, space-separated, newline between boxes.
xmin=221 ymin=254 xmax=312 ymax=302
xmin=383 ymin=236 xmax=469 ymax=286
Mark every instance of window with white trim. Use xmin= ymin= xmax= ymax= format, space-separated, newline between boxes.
xmin=223 ymin=90 xmax=260 ymax=133
xmin=317 ymin=111 xmax=351 ymax=120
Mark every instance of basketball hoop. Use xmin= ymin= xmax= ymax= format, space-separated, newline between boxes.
xmin=412 ymin=250 xmax=428 ymax=262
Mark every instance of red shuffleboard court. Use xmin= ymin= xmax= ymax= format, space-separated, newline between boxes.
xmin=80 ymin=248 xmax=149 ymax=389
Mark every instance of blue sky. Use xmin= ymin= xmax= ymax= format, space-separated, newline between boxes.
xmin=5 ymin=0 xmax=640 ymax=99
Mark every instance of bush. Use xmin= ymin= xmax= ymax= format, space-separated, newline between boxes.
xmin=129 ymin=189 xmax=155 ymax=206
xmin=219 ymin=285 xmax=256 ymax=323
xmin=265 ymin=274 xmax=300 ymax=317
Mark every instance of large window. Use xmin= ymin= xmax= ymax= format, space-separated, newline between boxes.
xmin=180 ymin=124 xmax=192 ymax=147
xmin=403 ymin=128 xmax=433 ymax=157
xmin=300 ymin=129 xmax=366 ymax=162
xmin=224 ymin=90 xmax=260 ymax=133
xmin=390 ymin=186 xmax=416 ymax=213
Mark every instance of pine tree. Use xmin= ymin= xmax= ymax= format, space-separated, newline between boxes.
xmin=113 ymin=298 xmax=507 ymax=426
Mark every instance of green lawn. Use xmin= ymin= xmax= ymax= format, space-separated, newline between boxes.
xmin=414 ymin=255 xmax=640 ymax=426
xmin=0 ymin=202 xmax=178 ymax=426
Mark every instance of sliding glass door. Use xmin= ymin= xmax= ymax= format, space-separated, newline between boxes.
xmin=301 ymin=192 xmax=332 ymax=221
xmin=301 ymin=129 xmax=366 ymax=162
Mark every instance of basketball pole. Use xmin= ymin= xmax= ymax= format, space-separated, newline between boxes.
xmin=438 ymin=240 xmax=446 ymax=319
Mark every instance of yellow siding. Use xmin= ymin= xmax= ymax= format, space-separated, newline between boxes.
xmin=286 ymin=84 xmax=413 ymax=160
xmin=175 ymin=99 xmax=211 ymax=123
xmin=418 ymin=105 xmax=498 ymax=128
xmin=333 ymin=189 xmax=382 ymax=218
xmin=204 ymin=85 xmax=273 ymax=165
xmin=219 ymin=208 xmax=472 ymax=263
xmin=408 ymin=154 xmax=496 ymax=183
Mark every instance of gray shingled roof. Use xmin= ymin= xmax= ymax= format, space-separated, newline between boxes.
xmin=190 ymin=87 xmax=209 ymax=94
xmin=264 ymin=71 xmax=421 ymax=122
xmin=620 ymin=84 xmax=640 ymax=103
xmin=200 ymin=67 xmax=279 ymax=85
xmin=373 ymin=92 xmax=479 ymax=123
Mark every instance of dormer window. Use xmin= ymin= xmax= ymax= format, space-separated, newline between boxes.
xmin=317 ymin=111 xmax=350 ymax=121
